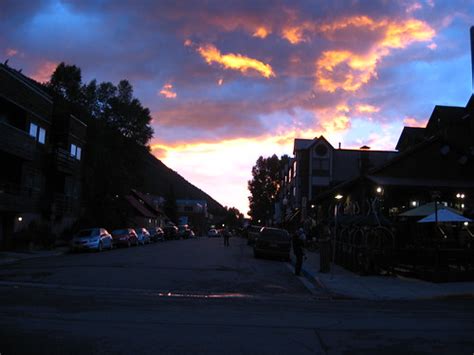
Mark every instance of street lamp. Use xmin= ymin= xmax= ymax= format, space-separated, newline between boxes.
xmin=376 ymin=186 xmax=383 ymax=194
xmin=335 ymin=194 xmax=343 ymax=200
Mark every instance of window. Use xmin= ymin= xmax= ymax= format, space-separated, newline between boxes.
xmin=29 ymin=122 xmax=46 ymax=144
xmin=29 ymin=123 xmax=38 ymax=138
xmin=70 ymin=144 xmax=77 ymax=157
xmin=38 ymin=128 xmax=46 ymax=144
xmin=70 ymin=144 xmax=82 ymax=160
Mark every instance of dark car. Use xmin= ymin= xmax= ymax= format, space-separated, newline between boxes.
xmin=163 ymin=225 xmax=179 ymax=240
xmin=148 ymin=227 xmax=165 ymax=242
xmin=247 ymin=225 xmax=263 ymax=245
xmin=178 ymin=224 xmax=190 ymax=239
xmin=111 ymin=228 xmax=139 ymax=247
xmin=253 ymin=227 xmax=291 ymax=260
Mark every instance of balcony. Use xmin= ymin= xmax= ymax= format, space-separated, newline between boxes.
xmin=54 ymin=147 xmax=80 ymax=174
xmin=0 ymin=121 xmax=36 ymax=160
xmin=0 ymin=182 xmax=41 ymax=212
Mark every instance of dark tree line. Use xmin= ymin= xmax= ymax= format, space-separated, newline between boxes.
xmin=47 ymin=62 xmax=154 ymax=228
xmin=248 ymin=154 xmax=289 ymax=224
xmin=48 ymin=62 xmax=153 ymax=146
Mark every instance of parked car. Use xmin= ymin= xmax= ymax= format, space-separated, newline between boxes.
xmin=148 ymin=227 xmax=164 ymax=242
xmin=71 ymin=228 xmax=113 ymax=252
xmin=111 ymin=228 xmax=139 ymax=247
xmin=208 ymin=229 xmax=219 ymax=237
xmin=135 ymin=228 xmax=151 ymax=245
xmin=163 ymin=224 xmax=179 ymax=240
xmin=247 ymin=225 xmax=263 ymax=245
xmin=253 ymin=227 xmax=291 ymax=260
xmin=178 ymin=224 xmax=192 ymax=238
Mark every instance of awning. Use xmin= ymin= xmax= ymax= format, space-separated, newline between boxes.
xmin=399 ymin=202 xmax=462 ymax=217
xmin=417 ymin=209 xmax=472 ymax=223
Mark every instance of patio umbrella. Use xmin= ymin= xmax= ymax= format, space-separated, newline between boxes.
xmin=417 ymin=209 xmax=472 ymax=223
xmin=400 ymin=202 xmax=462 ymax=217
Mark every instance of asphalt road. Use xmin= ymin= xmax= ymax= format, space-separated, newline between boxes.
xmin=0 ymin=237 xmax=473 ymax=354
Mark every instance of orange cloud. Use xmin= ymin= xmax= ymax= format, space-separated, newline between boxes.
xmin=196 ymin=43 xmax=275 ymax=78
xmin=159 ymin=83 xmax=177 ymax=99
xmin=356 ymin=104 xmax=380 ymax=113
xmin=403 ymin=117 xmax=427 ymax=127
xmin=30 ymin=61 xmax=57 ymax=83
xmin=253 ymin=26 xmax=271 ymax=39
xmin=315 ymin=18 xmax=435 ymax=92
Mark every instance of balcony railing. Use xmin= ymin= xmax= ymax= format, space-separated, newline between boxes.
xmin=0 ymin=121 xmax=36 ymax=160
xmin=54 ymin=147 xmax=80 ymax=174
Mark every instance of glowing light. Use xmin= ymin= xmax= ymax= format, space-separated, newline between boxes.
xmin=17 ymin=217 xmax=23 ymax=222
xmin=411 ymin=201 xmax=417 ymax=207
xmin=196 ymin=43 xmax=275 ymax=78
xmin=335 ymin=194 xmax=343 ymax=200
xmin=159 ymin=83 xmax=177 ymax=99
xmin=376 ymin=186 xmax=383 ymax=194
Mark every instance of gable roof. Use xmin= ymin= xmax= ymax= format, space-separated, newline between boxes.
xmin=395 ymin=127 xmax=425 ymax=151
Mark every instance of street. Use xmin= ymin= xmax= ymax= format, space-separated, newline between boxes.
xmin=0 ymin=237 xmax=473 ymax=354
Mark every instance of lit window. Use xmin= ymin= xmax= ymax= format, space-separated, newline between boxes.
xmin=29 ymin=123 xmax=38 ymax=138
xmin=38 ymin=127 xmax=46 ymax=144
xmin=70 ymin=144 xmax=77 ymax=157
xmin=76 ymin=147 xmax=81 ymax=160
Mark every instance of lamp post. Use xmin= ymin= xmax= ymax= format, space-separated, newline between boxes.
xmin=282 ymin=197 xmax=288 ymax=228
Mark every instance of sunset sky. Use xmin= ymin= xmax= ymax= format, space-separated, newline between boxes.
xmin=2 ymin=1 xmax=473 ymax=215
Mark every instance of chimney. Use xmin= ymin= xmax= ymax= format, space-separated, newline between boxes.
xmin=338 ymin=142 xmax=341 ymax=149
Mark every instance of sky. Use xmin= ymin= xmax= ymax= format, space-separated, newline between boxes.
xmin=1 ymin=0 xmax=473 ymax=215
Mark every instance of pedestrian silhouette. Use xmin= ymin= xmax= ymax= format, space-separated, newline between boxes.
xmin=292 ymin=228 xmax=305 ymax=276
xmin=223 ymin=227 xmax=230 ymax=246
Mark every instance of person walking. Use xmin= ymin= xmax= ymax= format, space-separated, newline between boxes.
xmin=223 ymin=227 xmax=230 ymax=247
xmin=292 ymin=228 xmax=306 ymax=276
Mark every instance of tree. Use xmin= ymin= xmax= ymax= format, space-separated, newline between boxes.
xmin=248 ymin=154 xmax=289 ymax=224
xmin=48 ymin=62 xmax=83 ymax=104
xmin=163 ymin=185 xmax=178 ymax=224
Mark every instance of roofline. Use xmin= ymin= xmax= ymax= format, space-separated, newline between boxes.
xmin=0 ymin=64 xmax=53 ymax=103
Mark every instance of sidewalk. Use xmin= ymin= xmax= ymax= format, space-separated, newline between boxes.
xmin=0 ymin=247 xmax=68 ymax=266
xmin=296 ymin=250 xmax=474 ymax=300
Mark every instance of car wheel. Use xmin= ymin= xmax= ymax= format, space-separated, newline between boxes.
xmin=98 ymin=242 xmax=103 ymax=252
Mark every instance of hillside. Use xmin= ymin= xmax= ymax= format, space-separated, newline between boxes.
xmin=138 ymin=148 xmax=225 ymax=214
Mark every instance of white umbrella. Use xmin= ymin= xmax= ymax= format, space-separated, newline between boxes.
xmin=417 ymin=209 xmax=472 ymax=223
xmin=400 ymin=202 xmax=462 ymax=217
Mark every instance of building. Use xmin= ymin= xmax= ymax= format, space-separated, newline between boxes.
xmin=314 ymin=95 xmax=474 ymax=221
xmin=276 ymin=136 xmax=397 ymax=224
xmin=0 ymin=63 xmax=87 ymax=247
xmin=176 ymin=199 xmax=208 ymax=235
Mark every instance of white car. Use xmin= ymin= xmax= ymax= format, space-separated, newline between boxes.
xmin=71 ymin=228 xmax=113 ymax=252
xmin=208 ymin=229 xmax=219 ymax=237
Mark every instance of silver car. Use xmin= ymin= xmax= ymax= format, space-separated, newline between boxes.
xmin=71 ymin=228 xmax=113 ymax=252
xmin=135 ymin=228 xmax=151 ymax=245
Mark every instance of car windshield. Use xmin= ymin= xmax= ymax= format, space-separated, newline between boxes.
xmin=112 ymin=229 xmax=128 ymax=235
xmin=259 ymin=229 xmax=290 ymax=241
xmin=76 ymin=229 xmax=97 ymax=237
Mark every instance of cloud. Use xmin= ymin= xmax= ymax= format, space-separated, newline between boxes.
xmin=403 ymin=116 xmax=428 ymax=127
xmin=356 ymin=104 xmax=380 ymax=113
xmin=29 ymin=60 xmax=57 ymax=83
xmin=252 ymin=26 xmax=270 ymax=39
xmin=159 ymin=83 xmax=177 ymax=99
xmin=315 ymin=18 xmax=435 ymax=93
xmin=194 ymin=42 xmax=275 ymax=78
xmin=5 ymin=48 xmax=18 ymax=57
